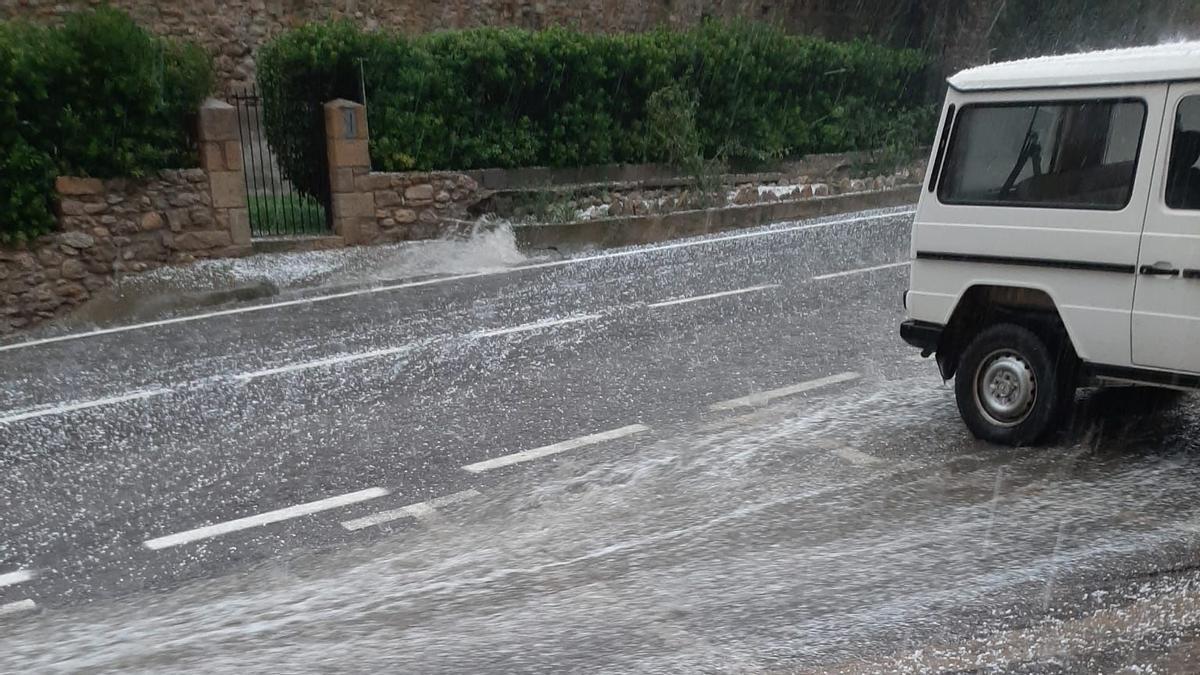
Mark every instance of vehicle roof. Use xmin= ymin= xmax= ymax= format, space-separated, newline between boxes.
xmin=949 ymin=41 xmax=1200 ymax=92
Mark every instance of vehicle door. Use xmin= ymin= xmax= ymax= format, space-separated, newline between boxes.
xmin=1133 ymin=84 xmax=1200 ymax=373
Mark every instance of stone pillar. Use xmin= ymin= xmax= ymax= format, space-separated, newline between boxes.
xmin=198 ymin=98 xmax=251 ymax=248
xmin=324 ymin=98 xmax=373 ymax=245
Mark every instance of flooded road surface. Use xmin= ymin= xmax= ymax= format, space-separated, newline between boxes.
xmin=3 ymin=206 xmax=1200 ymax=672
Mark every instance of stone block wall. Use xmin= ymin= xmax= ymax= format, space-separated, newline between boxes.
xmin=0 ymin=171 xmax=251 ymax=333
xmin=360 ymin=171 xmax=481 ymax=243
xmin=56 ymin=171 xmax=249 ymax=263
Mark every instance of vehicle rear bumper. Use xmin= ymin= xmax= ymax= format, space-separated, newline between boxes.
xmin=900 ymin=320 xmax=943 ymax=355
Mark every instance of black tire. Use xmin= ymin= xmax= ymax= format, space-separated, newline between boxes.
xmin=954 ymin=323 xmax=1073 ymax=446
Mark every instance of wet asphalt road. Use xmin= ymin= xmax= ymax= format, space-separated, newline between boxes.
xmin=4 ymin=206 xmax=1200 ymax=673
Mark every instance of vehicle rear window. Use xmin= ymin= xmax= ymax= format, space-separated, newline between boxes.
xmin=937 ymin=99 xmax=1146 ymax=210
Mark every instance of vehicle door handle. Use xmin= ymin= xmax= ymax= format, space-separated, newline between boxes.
xmin=1139 ymin=261 xmax=1180 ymax=276
xmin=1183 ymin=269 xmax=1200 ymax=280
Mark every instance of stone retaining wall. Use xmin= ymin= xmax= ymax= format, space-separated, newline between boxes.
xmin=359 ymin=171 xmax=481 ymax=243
xmin=328 ymin=167 xmax=482 ymax=245
xmin=1 ymin=171 xmax=251 ymax=333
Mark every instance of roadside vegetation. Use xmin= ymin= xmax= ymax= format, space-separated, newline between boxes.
xmin=258 ymin=20 xmax=933 ymax=199
xmin=0 ymin=8 xmax=212 ymax=244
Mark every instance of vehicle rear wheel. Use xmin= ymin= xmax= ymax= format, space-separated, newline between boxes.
xmin=954 ymin=323 xmax=1070 ymax=446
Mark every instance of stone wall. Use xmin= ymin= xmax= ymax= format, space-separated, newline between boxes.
xmin=324 ymin=99 xmax=483 ymax=246
xmin=359 ymin=172 xmax=481 ymax=243
xmin=0 ymin=0 xmax=1007 ymax=89
xmin=0 ymin=98 xmax=250 ymax=335
xmin=0 ymin=171 xmax=251 ymax=333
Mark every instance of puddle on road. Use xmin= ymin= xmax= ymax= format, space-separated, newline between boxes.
xmin=4 ymin=377 xmax=1200 ymax=673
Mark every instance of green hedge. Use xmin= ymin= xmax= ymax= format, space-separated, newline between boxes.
xmin=0 ymin=8 xmax=212 ymax=244
xmin=259 ymin=21 xmax=930 ymax=196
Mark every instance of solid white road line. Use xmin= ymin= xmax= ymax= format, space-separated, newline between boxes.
xmin=832 ymin=445 xmax=883 ymax=466
xmin=472 ymin=314 xmax=600 ymax=339
xmin=812 ymin=261 xmax=911 ymax=281
xmin=0 ymin=272 xmax=488 ymax=355
xmin=235 ymin=343 xmax=418 ymax=381
xmin=241 ymin=315 xmax=598 ymax=380
xmin=143 ymin=487 xmax=390 ymax=550
xmin=0 ymin=600 xmax=36 ymax=617
xmin=0 ymin=570 xmax=36 ymax=588
xmin=0 ymin=389 xmax=170 ymax=425
xmin=0 ymin=210 xmax=915 ymax=353
xmin=708 ymin=372 xmax=862 ymax=411
xmin=4 ymin=314 xmax=599 ymax=420
xmin=649 ymin=284 xmax=780 ymax=308
xmin=462 ymin=424 xmax=651 ymax=473
xmin=340 ymin=489 xmax=481 ymax=531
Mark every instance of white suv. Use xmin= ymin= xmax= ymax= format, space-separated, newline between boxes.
xmin=902 ymin=42 xmax=1200 ymax=445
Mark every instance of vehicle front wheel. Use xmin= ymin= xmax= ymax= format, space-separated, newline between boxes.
xmin=954 ymin=323 xmax=1071 ymax=446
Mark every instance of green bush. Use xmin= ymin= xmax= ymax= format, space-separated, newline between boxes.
xmin=259 ymin=21 xmax=929 ymax=196
xmin=0 ymin=8 xmax=213 ymax=244
xmin=248 ymin=194 xmax=327 ymax=237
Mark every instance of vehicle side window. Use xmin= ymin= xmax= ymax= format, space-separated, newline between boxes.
xmin=938 ymin=99 xmax=1146 ymax=210
xmin=1166 ymin=96 xmax=1200 ymax=210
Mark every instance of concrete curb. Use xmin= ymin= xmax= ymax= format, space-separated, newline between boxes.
xmin=514 ymin=185 xmax=920 ymax=251
xmin=252 ymin=235 xmax=347 ymax=254
xmin=59 ymin=280 xmax=280 ymax=330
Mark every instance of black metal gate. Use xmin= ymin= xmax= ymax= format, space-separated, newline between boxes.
xmin=231 ymin=86 xmax=332 ymax=238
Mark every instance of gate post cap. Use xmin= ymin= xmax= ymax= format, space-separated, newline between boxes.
xmin=324 ymin=99 xmax=368 ymax=141
xmin=199 ymin=98 xmax=238 ymax=142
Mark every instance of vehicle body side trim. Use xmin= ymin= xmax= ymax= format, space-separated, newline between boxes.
xmin=1082 ymin=362 xmax=1200 ymax=390
xmin=915 ymin=251 xmax=1136 ymax=275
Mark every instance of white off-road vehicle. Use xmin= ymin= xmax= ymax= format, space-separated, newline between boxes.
xmin=902 ymin=42 xmax=1200 ymax=445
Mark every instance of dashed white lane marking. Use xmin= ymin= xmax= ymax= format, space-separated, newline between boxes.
xmin=235 ymin=343 xmax=419 ymax=381
xmin=0 ymin=210 xmax=914 ymax=353
xmin=0 ymin=600 xmax=36 ymax=617
xmin=649 ymin=284 xmax=780 ymax=308
xmin=708 ymin=372 xmax=862 ymax=411
xmin=238 ymin=315 xmax=598 ymax=380
xmin=0 ymin=389 xmax=170 ymax=425
xmin=472 ymin=314 xmax=600 ymax=339
xmin=831 ymin=445 xmax=883 ymax=466
xmin=340 ymin=489 xmax=481 ymax=531
xmin=143 ymin=487 xmax=390 ymax=550
xmin=463 ymin=424 xmax=651 ymax=473
xmin=0 ymin=570 xmax=36 ymax=588
xmin=811 ymin=260 xmax=911 ymax=281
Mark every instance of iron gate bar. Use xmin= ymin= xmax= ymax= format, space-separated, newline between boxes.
xmin=232 ymin=85 xmax=332 ymax=238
